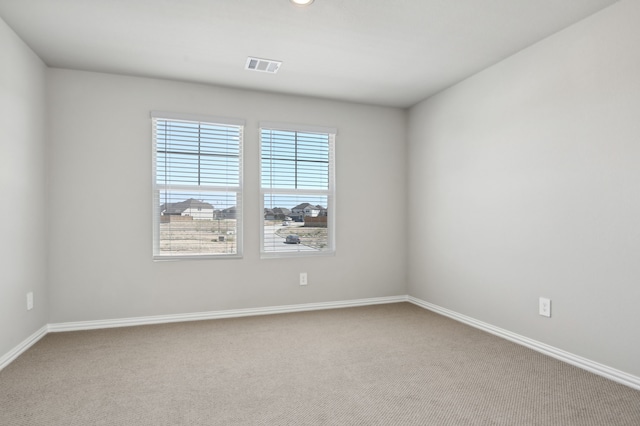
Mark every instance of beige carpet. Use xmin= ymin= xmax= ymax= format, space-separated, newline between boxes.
xmin=1 ymin=303 xmax=639 ymax=425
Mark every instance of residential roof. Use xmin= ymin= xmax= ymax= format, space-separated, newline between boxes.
xmin=273 ymin=207 xmax=291 ymax=215
xmin=160 ymin=198 xmax=214 ymax=214
xmin=292 ymin=203 xmax=313 ymax=211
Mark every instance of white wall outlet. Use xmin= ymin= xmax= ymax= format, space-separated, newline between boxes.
xmin=539 ymin=297 xmax=551 ymax=317
xmin=27 ymin=292 xmax=34 ymax=311
xmin=299 ymin=272 xmax=308 ymax=286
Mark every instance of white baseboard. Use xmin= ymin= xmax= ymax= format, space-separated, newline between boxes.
xmin=408 ymin=296 xmax=640 ymax=391
xmin=0 ymin=325 xmax=48 ymax=371
xmin=47 ymin=295 xmax=409 ymax=332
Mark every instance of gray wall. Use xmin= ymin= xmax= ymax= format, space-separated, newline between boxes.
xmin=407 ymin=0 xmax=640 ymax=377
xmin=0 ymin=17 xmax=48 ymax=357
xmin=46 ymin=69 xmax=407 ymax=323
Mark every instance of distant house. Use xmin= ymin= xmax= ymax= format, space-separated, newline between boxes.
xmin=274 ymin=207 xmax=291 ymax=219
xmin=265 ymin=207 xmax=293 ymax=220
xmin=276 ymin=207 xmax=292 ymax=220
xmin=221 ymin=206 xmax=237 ymax=219
xmin=160 ymin=198 xmax=214 ymax=220
xmin=291 ymin=203 xmax=324 ymax=221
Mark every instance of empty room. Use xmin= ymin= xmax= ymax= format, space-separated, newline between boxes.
xmin=1 ymin=0 xmax=639 ymax=424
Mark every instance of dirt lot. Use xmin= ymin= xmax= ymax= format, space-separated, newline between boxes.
xmin=160 ymin=219 xmax=329 ymax=254
xmin=160 ymin=219 xmax=237 ymax=254
xmin=268 ymin=221 xmax=328 ymax=250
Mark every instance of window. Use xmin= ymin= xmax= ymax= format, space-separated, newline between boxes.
xmin=152 ymin=112 xmax=243 ymax=259
xmin=260 ymin=122 xmax=336 ymax=257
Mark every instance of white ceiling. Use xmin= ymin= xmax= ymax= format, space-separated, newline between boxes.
xmin=0 ymin=0 xmax=619 ymax=108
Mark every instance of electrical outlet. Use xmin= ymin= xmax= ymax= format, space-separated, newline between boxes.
xmin=27 ymin=292 xmax=34 ymax=311
xmin=300 ymin=272 xmax=308 ymax=286
xmin=539 ymin=297 xmax=551 ymax=317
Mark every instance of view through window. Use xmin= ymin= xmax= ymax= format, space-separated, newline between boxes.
xmin=260 ymin=125 xmax=336 ymax=257
xmin=152 ymin=113 xmax=243 ymax=258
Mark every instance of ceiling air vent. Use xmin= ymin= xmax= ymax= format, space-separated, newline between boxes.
xmin=245 ymin=57 xmax=282 ymax=74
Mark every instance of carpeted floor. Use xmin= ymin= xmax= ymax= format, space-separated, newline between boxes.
xmin=1 ymin=302 xmax=639 ymax=425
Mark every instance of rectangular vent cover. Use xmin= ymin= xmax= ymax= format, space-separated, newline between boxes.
xmin=245 ymin=57 xmax=282 ymax=74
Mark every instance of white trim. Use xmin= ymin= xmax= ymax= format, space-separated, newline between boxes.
xmin=408 ymin=296 xmax=640 ymax=391
xmin=0 ymin=325 xmax=48 ymax=371
xmin=48 ymin=296 xmax=408 ymax=332
xmin=260 ymin=250 xmax=336 ymax=260
xmin=260 ymin=121 xmax=337 ymax=135
xmin=150 ymin=111 xmax=245 ymax=126
xmin=153 ymin=253 xmax=244 ymax=262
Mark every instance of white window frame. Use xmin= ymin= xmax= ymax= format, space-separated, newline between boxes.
xmin=260 ymin=121 xmax=336 ymax=258
xmin=151 ymin=111 xmax=244 ymax=260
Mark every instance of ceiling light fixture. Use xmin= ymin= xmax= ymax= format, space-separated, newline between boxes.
xmin=290 ymin=0 xmax=314 ymax=6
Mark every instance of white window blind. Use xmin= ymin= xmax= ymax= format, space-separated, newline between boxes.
xmin=152 ymin=113 xmax=243 ymax=259
xmin=260 ymin=124 xmax=336 ymax=257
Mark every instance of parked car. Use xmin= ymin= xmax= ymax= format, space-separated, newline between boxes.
xmin=285 ymin=235 xmax=301 ymax=244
